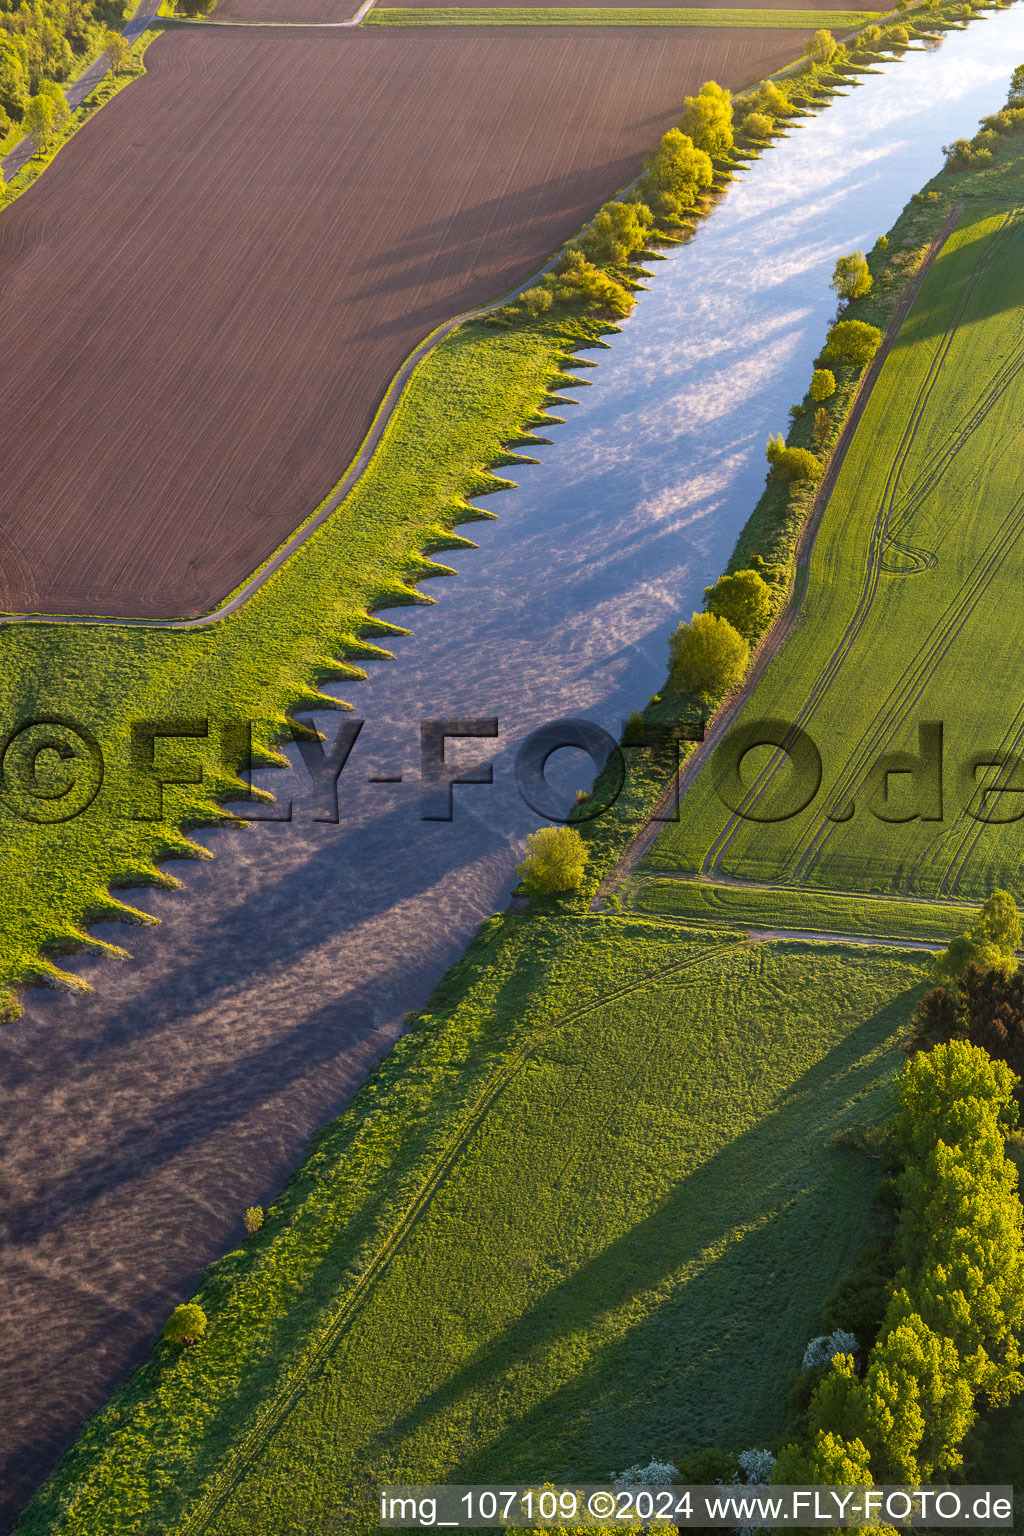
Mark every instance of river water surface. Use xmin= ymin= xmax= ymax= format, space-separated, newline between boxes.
xmin=5 ymin=11 xmax=1024 ymax=1522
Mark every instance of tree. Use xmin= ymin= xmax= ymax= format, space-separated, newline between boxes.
xmin=813 ymin=407 xmax=831 ymax=448
xmin=822 ymin=318 xmax=883 ymax=368
xmin=742 ymin=110 xmax=773 ymax=141
xmin=753 ymin=79 xmax=791 ymax=119
xmin=574 ymin=199 xmax=653 ymax=267
xmin=810 ymin=367 xmax=836 ymax=401
xmin=548 ymin=251 xmax=634 ymax=318
xmin=765 ymin=432 xmax=786 ymax=465
xmin=640 ymin=129 xmax=714 ymax=218
xmin=103 ymin=29 xmax=129 ymax=75
xmin=886 ymin=24 xmax=910 ymax=44
xmin=832 ymin=250 xmax=872 ymax=302
xmin=1010 ymin=62 xmax=1024 ymax=103
xmin=669 ymin=611 xmax=749 ymax=698
xmin=805 ymin=28 xmax=837 ymax=65
xmin=773 ymin=446 xmax=823 ymax=484
xmin=934 ymin=889 xmax=1021 ymax=983
xmin=516 ymin=826 xmax=587 ymax=896
xmin=678 ymin=80 xmax=733 ymax=158
xmin=23 ymin=88 xmax=65 ymax=152
xmin=704 ymin=568 xmax=773 ymax=637
xmin=858 ymin=22 xmax=883 ymax=46
xmin=163 ymin=1302 xmax=208 ymax=1346
xmin=0 ymin=37 xmax=29 ymax=121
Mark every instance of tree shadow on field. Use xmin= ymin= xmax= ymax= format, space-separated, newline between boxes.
xmin=360 ymin=985 xmax=917 ymax=1483
xmin=903 ymin=204 xmax=1024 ymax=344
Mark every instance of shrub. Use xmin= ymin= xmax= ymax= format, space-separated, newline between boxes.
xmin=573 ymin=199 xmax=653 ymax=267
xmin=858 ymin=22 xmax=883 ymax=45
xmin=934 ymin=889 xmax=1021 ymax=983
xmin=831 ymin=250 xmax=872 ymax=302
xmin=614 ymin=1459 xmax=679 ymax=1486
xmin=810 ymin=367 xmax=836 ymax=401
xmin=820 ymin=1244 xmax=895 ymax=1352
xmin=163 ymin=1303 xmax=208 ymax=1346
xmin=516 ymin=826 xmax=587 ymax=896
xmin=774 ymin=447 xmax=823 ymax=484
xmin=704 ymin=567 xmax=774 ymax=637
xmin=640 ymin=128 xmax=714 ymax=219
xmin=548 ymin=251 xmax=634 ymax=317
xmin=822 ymin=318 xmax=883 ymax=368
xmin=943 ymin=136 xmax=992 ymax=170
xmin=742 ymin=110 xmax=773 ymax=142
xmin=765 ymin=431 xmax=786 ymax=465
xmin=669 ymin=611 xmax=749 ymax=698
xmin=885 ymin=23 xmax=910 ymax=43
xmin=678 ymin=79 xmax=733 ymax=158
xmin=874 ymin=232 xmax=889 ymax=250
xmin=675 ymin=1447 xmax=739 ymax=1483
xmin=519 ymin=286 xmax=552 ymax=318
xmin=752 ymin=79 xmax=792 ymax=119
xmin=243 ymin=1205 xmax=264 ymax=1235
xmin=737 ymin=1448 xmax=776 ymax=1483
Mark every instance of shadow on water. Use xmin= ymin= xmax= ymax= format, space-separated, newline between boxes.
xmin=5 ymin=10 xmax=1024 ymax=1522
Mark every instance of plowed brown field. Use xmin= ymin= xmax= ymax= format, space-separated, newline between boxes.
xmin=0 ymin=25 xmax=812 ymax=619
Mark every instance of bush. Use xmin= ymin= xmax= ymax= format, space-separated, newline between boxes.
xmin=163 ymin=1303 xmax=208 ymax=1346
xmin=774 ymin=447 xmax=823 ymax=484
xmin=885 ymin=24 xmax=910 ymax=43
xmin=803 ymin=1329 xmax=859 ymax=1371
xmin=809 ymin=368 xmax=836 ymax=402
xmin=515 ymin=826 xmax=587 ymax=896
xmin=669 ymin=611 xmax=749 ymax=698
xmin=765 ymin=431 xmax=785 ymax=465
xmin=520 ymin=286 xmax=552 ymax=318
xmin=752 ymin=78 xmax=791 ymax=119
xmin=820 ymin=1244 xmax=895 ymax=1353
xmin=573 ymin=199 xmax=653 ymax=267
xmin=243 ymin=1205 xmax=264 ymax=1235
xmin=858 ymin=22 xmax=883 ymax=46
xmin=704 ymin=567 xmax=774 ymax=637
xmin=742 ymin=110 xmax=773 ymax=141
xmin=822 ymin=318 xmax=883 ymax=368
xmin=943 ymin=135 xmax=992 ymax=171
xmin=547 ymin=251 xmax=634 ymax=318
xmin=831 ymin=250 xmax=872 ymax=302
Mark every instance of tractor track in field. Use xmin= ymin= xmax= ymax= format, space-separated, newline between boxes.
xmin=702 ymin=203 xmax=1021 ymax=880
xmin=171 ymin=935 xmax=749 ymax=1536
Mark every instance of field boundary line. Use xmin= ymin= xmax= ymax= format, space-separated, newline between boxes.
xmin=589 ymin=197 xmax=965 ymax=910
xmin=168 ymin=934 xmax=749 ymax=1535
xmin=160 ymin=0 xmax=376 ymax=28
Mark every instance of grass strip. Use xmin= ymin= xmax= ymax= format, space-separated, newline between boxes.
xmin=365 ymin=6 xmax=880 ymax=24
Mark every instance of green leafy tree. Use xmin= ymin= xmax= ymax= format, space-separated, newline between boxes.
xmin=805 ymin=28 xmax=837 ymax=65
xmin=103 ymin=29 xmax=129 ymax=75
xmin=678 ymin=80 xmax=733 ymax=158
xmin=0 ymin=36 xmax=29 ymax=120
xmin=516 ymin=826 xmax=587 ymax=897
xmin=886 ymin=24 xmax=910 ymax=44
xmin=548 ymin=251 xmax=634 ymax=318
xmin=773 ymin=446 xmax=823 ymax=484
xmin=23 ymin=87 xmax=65 ymax=151
xmin=822 ymin=318 xmax=883 ymax=368
xmin=935 ymin=889 xmax=1021 ymax=982
xmin=858 ymin=23 xmax=883 ymax=46
xmin=813 ymin=407 xmax=831 ymax=448
xmin=752 ymin=78 xmax=791 ymax=119
xmin=704 ymin=568 xmax=773 ymax=638
xmin=669 ymin=611 xmax=749 ymax=698
xmin=765 ymin=431 xmax=785 ymax=465
xmin=640 ymin=129 xmax=713 ymax=218
xmin=163 ymin=1302 xmax=208 ymax=1346
xmin=1010 ymin=63 xmax=1024 ymax=103
xmin=832 ymin=250 xmax=872 ymax=301
xmin=810 ymin=367 xmax=836 ymax=401
xmin=574 ymin=199 xmax=653 ymax=267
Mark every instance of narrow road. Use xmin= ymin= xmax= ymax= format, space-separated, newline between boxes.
xmin=0 ymin=0 xmax=163 ymax=183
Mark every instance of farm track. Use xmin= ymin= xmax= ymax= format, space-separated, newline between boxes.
xmin=589 ymin=199 xmax=965 ymax=911
xmin=171 ymin=935 xmax=750 ymax=1536
xmin=702 ymin=206 xmax=1018 ymax=877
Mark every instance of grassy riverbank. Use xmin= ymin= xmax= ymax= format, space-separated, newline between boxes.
xmin=14 ymin=915 xmax=929 ymax=1535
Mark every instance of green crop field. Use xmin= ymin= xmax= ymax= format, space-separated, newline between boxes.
xmin=631 ymin=876 xmax=977 ymax=944
xmin=366 ymin=7 xmax=879 ymax=25
xmin=16 ymin=915 xmax=929 ymax=1535
xmin=652 ymin=198 xmax=1024 ymax=907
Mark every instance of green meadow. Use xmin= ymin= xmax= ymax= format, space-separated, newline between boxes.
xmin=15 ymin=918 xmax=929 ymax=1535
xmin=653 ymin=198 xmax=1024 ymax=906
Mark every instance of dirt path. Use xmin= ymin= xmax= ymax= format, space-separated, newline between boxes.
xmin=590 ymin=198 xmax=966 ymax=910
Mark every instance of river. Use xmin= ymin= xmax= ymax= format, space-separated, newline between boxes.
xmin=4 ymin=7 xmax=1024 ymax=1522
